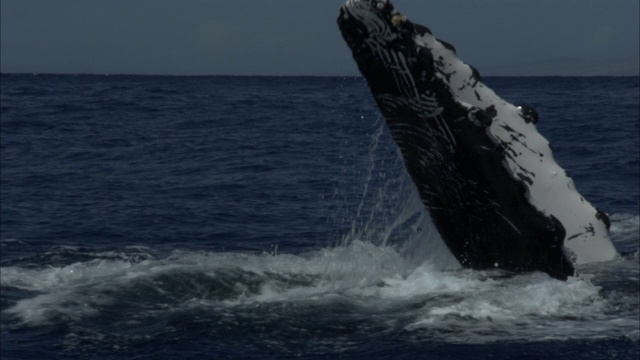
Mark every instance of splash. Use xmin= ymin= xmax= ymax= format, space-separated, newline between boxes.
xmin=335 ymin=115 xmax=459 ymax=269
xmin=1 ymin=118 xmax=637 ymax=345
xmin=2 ymin=225 xmax=637 ymax=345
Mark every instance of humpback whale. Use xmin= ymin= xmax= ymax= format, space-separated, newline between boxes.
xmin=337 ymin=0 xmax=618 ymax=280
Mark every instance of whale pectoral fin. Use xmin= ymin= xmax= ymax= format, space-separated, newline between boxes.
xmin=338 ymin=0 xmax=615 ymax=280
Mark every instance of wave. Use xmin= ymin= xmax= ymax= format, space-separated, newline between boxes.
xmin=1 ymin=213 xmax=637 ymax=345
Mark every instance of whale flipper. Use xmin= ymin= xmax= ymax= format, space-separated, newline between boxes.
xmin=337 ymin=0 xmax=618 ymax=280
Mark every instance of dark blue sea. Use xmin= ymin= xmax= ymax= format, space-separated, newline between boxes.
xmin=1 ymin=74 xmax=638 ymax=359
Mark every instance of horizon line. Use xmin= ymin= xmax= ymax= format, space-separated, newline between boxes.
xmin=2 ymin=72 xmax=639 ymax=78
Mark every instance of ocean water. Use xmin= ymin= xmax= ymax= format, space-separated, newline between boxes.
xmin=0 ymin=74 xmax=638 ymax=359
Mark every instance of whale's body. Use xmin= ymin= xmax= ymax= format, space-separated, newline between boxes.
xmin=338 ymin=0 xmax=617 ymax=280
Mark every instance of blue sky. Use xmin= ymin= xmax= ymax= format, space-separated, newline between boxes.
xmin=1 ymin=0 xmax=638 ymax=76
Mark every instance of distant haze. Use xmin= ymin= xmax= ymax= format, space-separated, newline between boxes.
xmin=484 ymin=57 xmax=639 ymax=77
xmin=1 ymin=0 xmax=638 ymax=76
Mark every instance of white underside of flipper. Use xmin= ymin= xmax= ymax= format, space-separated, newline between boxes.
xmin=413 ymin=32 xmax=618 ymax=264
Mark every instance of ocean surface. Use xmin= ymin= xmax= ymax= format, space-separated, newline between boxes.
xmin=1 ymin=74 xmax=638 ymax=359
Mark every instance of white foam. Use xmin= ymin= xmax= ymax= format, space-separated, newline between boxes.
xmin=1 ymin=214 xmax=636 ymax=342
xmin=404 ymin=274 xmax=627 ymax=343
xmin=610 ymin=214 xmax=640 ymax=244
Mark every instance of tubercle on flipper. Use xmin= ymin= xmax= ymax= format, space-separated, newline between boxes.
xmin=517 ymin=105 xmax=539 ymax=124
xmin=470 ymin=65 xmax=482 ymax=82
xmin=595 ymin=207 xmax=611 ymax=230
xmin=438 ymin=40 xmax=457 ymax=55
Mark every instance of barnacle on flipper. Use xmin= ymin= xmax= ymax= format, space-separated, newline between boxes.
xmin=391 ymin=14 xmax=407 ymax=27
